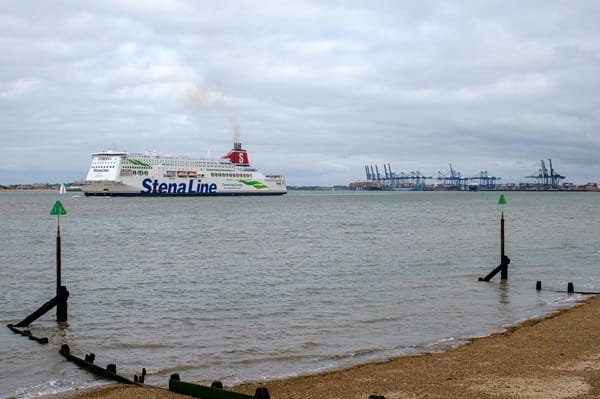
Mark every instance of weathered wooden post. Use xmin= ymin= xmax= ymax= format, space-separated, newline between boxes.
xmin=50 ymin=200 xmax=68 ymax=322
xmin=498 ymin=194 xmax=508 ymax=280
xmin=478 ymin=194 xmax=510 ymax=282
xmin=255 ymin=387 xmax=270 ymax=399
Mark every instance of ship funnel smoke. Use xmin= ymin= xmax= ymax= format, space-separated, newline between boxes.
xmin=186 ymin=82 xmax=241 ymax=145
xmin=228 ymin=115 xmax=241 ymax=145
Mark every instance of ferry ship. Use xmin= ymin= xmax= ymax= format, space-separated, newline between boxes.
xmin=82 ymin=141 xmax=287 ymax=196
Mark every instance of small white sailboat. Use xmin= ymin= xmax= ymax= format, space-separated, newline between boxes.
xmin=59 ymin=183 xmax=66 ymax=195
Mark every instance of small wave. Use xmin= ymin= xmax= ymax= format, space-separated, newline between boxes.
xmin=357 ymin=316 xmax=401 ymax=324
xmin=230 ymin=352 xmax=322 ymax=366
xmin=5 ymin=379 xmax=104 ymax=399
xmin=148 ymin=363 xmax=200 ymax=376
xmin=324 ymin=347 xmax=384 ymax=361
xmin=114 ymin=342 xmax=173 ymax=350
xmin=425 ymin=336 xmax=469 ymax=353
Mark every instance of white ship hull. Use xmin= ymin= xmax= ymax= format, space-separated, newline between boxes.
xmin=82 ymin=142 xmax=286 ymax=197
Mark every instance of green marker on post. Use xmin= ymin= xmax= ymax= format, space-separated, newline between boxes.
xmin=50 ymin=200 xmax=67 ymax=216
xmin=50 ymin=200 xmax=67 ymax=229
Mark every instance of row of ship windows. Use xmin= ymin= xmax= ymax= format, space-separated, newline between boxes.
xmin=138 ymin=159 xmax=223 ymax=167
xmin=122 ymin=170 xmax=253 ymax=178
xmin=98 ymin=158 xmax=229 ymax=168
xmin=212 ymin=172 xmax=252 ymax=178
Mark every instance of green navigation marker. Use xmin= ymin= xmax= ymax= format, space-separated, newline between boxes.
xmin=50 ymin=200 xmax=67 ymax=216
xmin=498 ymin=194 xmax=507 ymax=205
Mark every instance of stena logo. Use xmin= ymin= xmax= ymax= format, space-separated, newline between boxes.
xmin=238 ymin=153 xmax=245 ymax=164
xmin=142 ymin=178 xmax=217 ymax=194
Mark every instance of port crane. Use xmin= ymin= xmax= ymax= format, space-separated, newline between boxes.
xmin=361 ymin=163 xmax=499 ymax=190
xmin=364 ymin=163 xmax=430 ymax=189
xmin=525 ymin=159 xmax=565 ymax=189
xmin=435 ymin=163 xmax=467 ymax=189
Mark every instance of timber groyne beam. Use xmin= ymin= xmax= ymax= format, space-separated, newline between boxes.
xmin=14 ymin=287 xmax=69 ymax=328
xmin=479 ymin=256 xmax=510 ymax=282
xmin=169 ymin=374 xmax=270 ymax=399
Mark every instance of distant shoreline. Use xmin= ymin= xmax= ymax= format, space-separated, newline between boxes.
xmin=0 ymin=188 xmax=59 ymax=192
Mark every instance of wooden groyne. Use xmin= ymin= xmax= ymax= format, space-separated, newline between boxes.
xmin=6 ymin=324 xmax=49 ymax=344
xmin=59 ymin=344 xmax=136 ymax=385
xmin=169 ymin=374 xmax=270 ymax=399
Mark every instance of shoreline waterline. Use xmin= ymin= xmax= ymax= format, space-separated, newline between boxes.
xmin=38 ymin=293 xmax=599 ymax=399
xmin=5 ymin=290 xmax=587 ymax=399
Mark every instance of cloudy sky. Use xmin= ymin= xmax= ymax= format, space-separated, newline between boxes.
xmin=1 ymin=1 xmax=599 ymax=186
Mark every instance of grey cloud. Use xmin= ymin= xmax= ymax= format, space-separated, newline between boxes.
xmin=1 ymin=1 xmax=599 ymax=185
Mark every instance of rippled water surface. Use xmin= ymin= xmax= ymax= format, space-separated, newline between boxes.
xmin=1 ymin=191 xmax=599 ymax=398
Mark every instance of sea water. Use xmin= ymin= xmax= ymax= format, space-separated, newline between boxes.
xmin=1 ymin=191 xmax=599 ymax=398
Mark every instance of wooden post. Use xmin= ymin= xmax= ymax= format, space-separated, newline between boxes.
xmin=50 ymin=200 xmax=68 ymax=323
xmin=497 ymin=194 xmax=508 ymax=280
xmin=500 ymin=211 xmax=505 ymax=261
xmin=500 ymin=210 xmax=507 ymax=280
xmin=500 ymin=210 xmax=504 ymax=260
xmin=478 ymin=201 xmax=510 ymax=282
xmin=56 ymin=225 xmax=68 ymax=322
xmin=255 ymin=387 xmax=270 ymax=399
xmin=56 ymin=225 xmax=61 ymax=294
